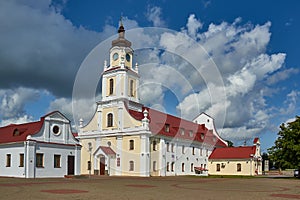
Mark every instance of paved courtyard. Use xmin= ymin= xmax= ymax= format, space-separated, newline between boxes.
xmin=0 ymin=176 xmax=299 ymax=200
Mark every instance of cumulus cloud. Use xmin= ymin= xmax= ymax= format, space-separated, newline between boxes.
xmin=186 ymin=14 xmax=203 ymax=39
xmin=0 ymin=0 xmax=108 ymax=97
xmin=146 ymin=6 xmax=166 ymax=27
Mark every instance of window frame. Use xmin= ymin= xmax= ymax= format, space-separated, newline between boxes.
xmin=216 ymin=163 xmax=221 ymax=172
xmin=109 ymin=78 xmax=114 ymax=95
xmin=54 ymin=154 xmax=61 ymax=168
xmin=107 ymin=113 xmax=113 ymax=127
xmin=6 ymin=154 xmax=11 ymax=167
xmin=36 ymin=153 xmax=44 ymax=168
xmin=19 ymin=153 xmax=24 ymax=167
xmin=129 ymin=140 xmax=134 ymax=150
xmin=237 ymin=163 xmax=242 ymax=172
xmin=129 ymin=161 xmax=134 ymax=171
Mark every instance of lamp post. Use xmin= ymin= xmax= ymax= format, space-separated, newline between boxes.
xmin=88 ymin=142 xmax=92 ymax=179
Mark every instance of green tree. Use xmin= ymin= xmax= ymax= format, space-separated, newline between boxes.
xmin=268 ymin=116 xmax=300 ymax=170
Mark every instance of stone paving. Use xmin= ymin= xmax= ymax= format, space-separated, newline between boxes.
xmin=0 ymin=176 xmax=299 ymax=199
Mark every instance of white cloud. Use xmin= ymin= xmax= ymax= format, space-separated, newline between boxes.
xmin=146 ymin=6 xmax=166 ymax=27
xmin=0 ymin=115 xmax=33 ymax=127
xmin=0 ymin=87 xmax=40 ymax=119
xmin=186 ymin=14 xmax=203 ymax=39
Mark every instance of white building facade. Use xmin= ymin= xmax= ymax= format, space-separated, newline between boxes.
xmin=0 ymin=111 xmax=81 ymax=178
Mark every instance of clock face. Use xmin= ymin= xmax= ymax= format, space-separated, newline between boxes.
xmin=126 ymin=53 xmax=131 ymax=62
xmin=113 ymin=53 xmax=119 ymax=61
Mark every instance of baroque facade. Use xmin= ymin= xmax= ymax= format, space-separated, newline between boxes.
xmin=77 ymin=23 xmax=228 ymax=177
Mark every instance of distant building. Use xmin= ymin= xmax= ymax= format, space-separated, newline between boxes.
xmin=77 ymin=23 xmax=227 ymax=177
xmin=0 ymin=111 xmax=81 ymax=178
xmin=208 ymin=138 xmax=262 ymax=176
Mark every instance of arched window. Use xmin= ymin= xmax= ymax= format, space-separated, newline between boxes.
xmin=129 ymin=161 xmax=134 ymax=171
xmin=166 ymin=162 xmax=170 ymax=172
xmin=191 ymin=163 xmax=194 ymax=172
xmin=130 ymin=79 xmax=134 ymax=97
xmin=182 ymin=163 xmax=185 ymax=172
xmin=107 ymin=113 xmax=113 ymax=127
xmin=109 ymin=78 xmax=114 ymax=95
xmin=129 ymin=140 xmax=134 ymax=150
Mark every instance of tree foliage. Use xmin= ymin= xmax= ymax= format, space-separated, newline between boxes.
xmin=268 ymin=116 xmax=300 ymax=169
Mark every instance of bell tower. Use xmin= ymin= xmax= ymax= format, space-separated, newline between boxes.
xmin=101 ymin=21 xmax=139 ymax=103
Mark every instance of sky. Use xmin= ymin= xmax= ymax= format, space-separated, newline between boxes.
xmin=0 ymin=0 xmax=299 ymax=152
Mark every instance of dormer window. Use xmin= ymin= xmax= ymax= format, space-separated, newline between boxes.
xmin=200 ymin=133 xmax=205 ymax=140
xmin=180 ymin=128 xmax=185 ymax=135
xmin=13 ymin=129 xmax=20 ymax=136
xmin=189 ymin=130 xmax=193 ymax=137
xmin=165 ymin=124 xmax=170 ymax=132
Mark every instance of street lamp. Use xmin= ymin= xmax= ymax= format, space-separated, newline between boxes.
xmin=88 ymin=142 xmax=92 ymax=178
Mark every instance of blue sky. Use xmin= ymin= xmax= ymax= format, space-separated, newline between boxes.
xmin=0 ymin=0 xmax=299 ymax=152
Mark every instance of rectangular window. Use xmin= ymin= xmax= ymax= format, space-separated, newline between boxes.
xmin=191 ymin=163 xmax=194 ymax=172
xmin=166 ymin=143 xmax=170 ymax=152
xmin=6 ymin=154 xmax=11 ymax=167
xmin=153 ymin=161 xmax=157 ymax=172
xmin=166 ymin=162 xmax=169 ymax=172
xmin=171 ymin=143 xmax=174 ymax=153
xmin=200 ymin=148 xmax=203 ymax=156
xmin=182 ymin=163 xmax=185 ymax=172
xmin=165 ymin=124 xmax=170 ymax=132
xmin=171 ymin=162 xmax=175 ymax=172
xmin=54 ymin=155 xmax=61 ymax=168
xmin=216 ymin=164 xmax=220 ymax=171
xmin=19 ymin=154 xmax=24 ymax=167
xmin=129 ymin=161 xmax=134 ymax=171
xmin=36 ymin=153 xmax=44 ymax=168
xmin=117 ymin=157 xmax=120 ymax=167
xmin=192 ymin=147 xmax=195 ymax=155
xmin=182 ymin=145 xmax=185 ymax=154
xmin=129 ymin=140 xmax=134 ymax=150
xmin=237 ymin=163 xmax=242 ymax=172
xmin=153 ymin=140 xmax=157 ymax=151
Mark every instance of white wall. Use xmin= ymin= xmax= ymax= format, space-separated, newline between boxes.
xmin=0 ymin=143 xmax=25 ymax=178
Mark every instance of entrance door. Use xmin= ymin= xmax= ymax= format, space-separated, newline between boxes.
xmin=67 ymin=155 xmax=75 ymax=175
xmin=100 ymin=156 xmax=105 ymax=175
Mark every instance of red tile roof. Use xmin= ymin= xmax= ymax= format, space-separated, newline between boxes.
xmin=129 ymin=107 xmax=227 ymax=147
xmin=100 ymin=146 xmax=116 ymax=155
xmin=0 ymin=111 xmax=69 ymax=144
xmin=209 ymin=146 xmax=256 ymax=160
xmin=0 ymin=120 xmax=43 ymax=144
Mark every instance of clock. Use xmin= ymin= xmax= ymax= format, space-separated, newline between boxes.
xmin=113 ymin=53 xmax=119 ymax=61
xmin=126 ymin=53 xmax=131 ymax=62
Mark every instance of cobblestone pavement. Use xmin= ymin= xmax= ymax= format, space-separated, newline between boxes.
xmin=0 ymin=176 xmax=299 ymax=200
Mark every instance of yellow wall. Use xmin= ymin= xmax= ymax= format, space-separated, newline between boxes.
xmin=208 ymin=160 xmax=256 ymax=176
xmin=81 ymin=112 xmax=98 ymax=132
xmin=123 ymin=108 xmax=142 ymax=129
xmin=121 ymin=135 xmax=141 ymax=176
xmin=80 ymin=138 xmax=96 ymax=175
